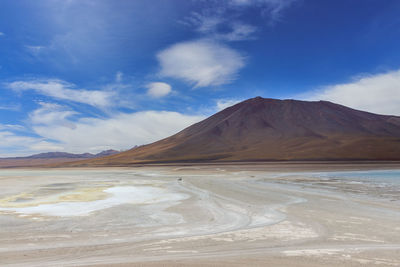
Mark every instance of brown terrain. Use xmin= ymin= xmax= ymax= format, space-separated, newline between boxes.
xmin=61 ymin=97 xmax=400 ymax=167
xmin=0 ymin=150 xmax=119 ymax=168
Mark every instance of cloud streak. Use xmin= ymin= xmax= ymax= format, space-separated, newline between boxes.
xmin=0 ymin=103 xmax=20 ymax=111
xmin=7 ymin=79 xmax=116 ymax=108
xmin=0 ymin=124 xmax=25 ymax=131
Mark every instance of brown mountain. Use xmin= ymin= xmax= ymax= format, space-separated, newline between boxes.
xmin=62 ymin=97 xmax=400 ymax=166
xmin=0 ymin=150 xmax=119 ymax=168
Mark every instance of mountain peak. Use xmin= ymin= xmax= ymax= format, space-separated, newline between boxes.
xmin=61 ymin=97 xmax=400 ymax=166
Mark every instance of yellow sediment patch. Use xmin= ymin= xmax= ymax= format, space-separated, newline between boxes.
xmin=0 ymin=187 xmax=110 ymax=208
xmin=57 ymin=187 xmax=109 ymax=202
xmin=0 ymin=193 xmax=35 ymax=208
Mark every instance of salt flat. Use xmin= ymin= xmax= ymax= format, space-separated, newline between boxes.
xmin=0 ymin=164 xmax=399 ymax=266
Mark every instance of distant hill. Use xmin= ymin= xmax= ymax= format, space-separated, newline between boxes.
xmin=0 ymin=150 xmax=119 ymax=167
xmin=19 ymin=149 xmax=119 ymax=159
xmin=60 ymin=97 xmax=400 ymax=167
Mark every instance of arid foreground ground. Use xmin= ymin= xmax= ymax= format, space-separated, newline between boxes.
xmin=0 ymin=163 xmax=399 ymax=266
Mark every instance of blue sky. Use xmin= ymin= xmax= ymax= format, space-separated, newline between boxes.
xmin=1 ymin=0 xmax=400 ymax=156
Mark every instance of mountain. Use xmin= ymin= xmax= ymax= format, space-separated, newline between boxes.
xmin=8 ymin=150 xmax=120 ymax=159
xmin=0 ymin=150 xmax=119 ymax=167
xmin=23 ymin=152 xmax=94 ymax=159
xmin=59 ymin=97 xmax=400 ymax=166
xmin=94 ymin=149 xmax=121 ymax=157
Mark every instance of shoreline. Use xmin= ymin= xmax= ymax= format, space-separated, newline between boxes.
xmin=1 ymin=160 xmax=400 ymax=170
xmin=1 ymin=161 xmax=400 ymax=173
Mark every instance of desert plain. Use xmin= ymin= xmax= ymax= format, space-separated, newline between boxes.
xmin=0 ymin=163 xmax=399 ymax=266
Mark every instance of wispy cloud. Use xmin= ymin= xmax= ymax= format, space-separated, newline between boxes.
xmin=115 ymin=71 xmax=123 ymax=83
xmin=0 ymin=124 xmax=25 ymax=131
xmin=0 ymin=130 xmax=64 ymax=157
xmin=183 ymin=0 xmax=297 ymax=42
xmin=7 ymin=79 xmax=116 ymax=108
xmin=29 ymin=141 xmax=64 ymax=153
xmin=157 ymin=39 xmax=245 ymax=87
xmin=184 ymin=13 xmax=257 ymax=41
xmin=221 ymin=22 xmax=258 ymax=41
xmin=302 ymin=69 xmax=400 ymax=116
xmin=25 ymin=45 xmax=46 ymax=56
xmin=229 ymin=0 xmax=298 ymax=21
xmin=29 ymin=102 xmax=77 ymax=128
xmin=146 ymin=82 xmax=172 ymax=98
xmin=0 ymin=103 xmax=20 ymax=111
xmin=0 ymin=32 xmax=4 ymax=36
xmin=30 ymin=109 xmax=205 ymax=153
xmin=0 ymin=104 xmax=206 ymax=157
xmin=0 ymin=131 xmax=43 ymax=157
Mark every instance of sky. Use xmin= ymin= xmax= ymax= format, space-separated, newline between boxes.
xmin=1 ymin=0 xmax=400 ymax=157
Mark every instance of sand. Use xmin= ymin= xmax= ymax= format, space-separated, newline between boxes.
xmin=0 ymin=163 xmax=399 ymax=266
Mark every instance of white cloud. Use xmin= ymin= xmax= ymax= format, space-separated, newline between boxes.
xmin=157 ymin=39 xmax=245 ymax=87
xmin=0 ymin=32 xmax=4 ymax=36
xmin=0 ymin=103 xmax=77 ymax=157
xmin=29 ymin=109 xmax=205 ymax=154
xmin=0 ymin=131 xmax=64 ymax=157
xmin=29 ymin=141 xmax=64 ymax=152
xmin=0 ymin=107 xmax=205 ymax=157
xmin=146 ymin=82 xmax=172 ymax=98
xmin=7 ymin=79 xmax=115 ymax=108
xmin=303 ymin=69 xmax=400 ymax=116
xmin=216 ymin=99 xmax=242 ymax=111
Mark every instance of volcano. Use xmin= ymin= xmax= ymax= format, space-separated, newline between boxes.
xmin=63 ymin=97 xmax=400 ymax=166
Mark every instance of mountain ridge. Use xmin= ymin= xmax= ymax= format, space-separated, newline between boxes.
xmin=55 ymin=97 xmax=400 ymax=166
xmin=2 ymin=149 xmax=119 ymax=159
xmin=0 ymin=149 xmax=120 ymax=168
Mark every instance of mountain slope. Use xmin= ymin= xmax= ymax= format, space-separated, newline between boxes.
xmin=63 ymin=97 xmax=400 ymax=166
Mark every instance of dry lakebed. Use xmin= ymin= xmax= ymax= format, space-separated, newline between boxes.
xmin=0 ymin=163 xmax=399 ymax=266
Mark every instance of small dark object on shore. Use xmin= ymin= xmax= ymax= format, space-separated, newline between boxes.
xmin=177 ymin=178 xmax=182 ymax=181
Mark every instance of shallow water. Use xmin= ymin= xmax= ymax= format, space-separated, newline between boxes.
xmin=297 ymin=169 xmax=400 ymax=202
xmin=318 ymin=170 xmax=400 ymax=185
